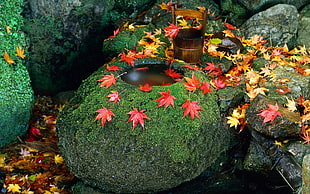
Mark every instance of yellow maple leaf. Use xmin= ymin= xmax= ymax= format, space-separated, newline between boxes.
xmin=6 ymin=26 xmax=12 ymax=33
xmin=0 ymin=156 xmax=5 ymax=167
xmin=16 ymin=46 xmax=26 ymax=58
xmin=7 ymin=183 xmax=21 ymax=193
xmin=285 ymin=97 xmax=297 ymax=112
xmin=158 ymin=2 xmax=168 ymax=10
xmin=177 ymin=18 xmax=189 ymax=28
xmin=54 ymin=154 xmax=64 ymax=164
xmin=3 ymin=51 xmax=14 ymax=64
xmin=274 ymin=140 xmax=284 ymax=147
xmin=231 ymin=109 xmax=243 ymax=119
xmin=226 ymin=116 xmax=240 ymax=128
xmin=301 ymin=113 xmax=310 ymax=123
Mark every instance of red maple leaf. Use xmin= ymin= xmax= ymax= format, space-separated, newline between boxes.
xmin=164 ymin=23 xmax=180 ymax=39
xmin=182 ymin=64 xmax=200 ymax=70
xmin=275 ymin=86 xmax=292 ymax=95
xmin=199 ymin=81 xmax=212 ymax=94
xmin=94 ymin=107 xmax=115 ymax=127
xmin=106 ymin=91 xmax=120 ymax=104
xmin=164 ymin=68 xmax=183 ymax=80
xmin=212 ymin=77 xmax=226 ymax=89
xmin=203 ymin=62 xmax=223 ymax=76
xmin=257 ymin=103 xmax=282 ymax=124
xmin=108 ymin=28 xmax=120 ymax=39
xmin=139 ymin=83 xmax=153 ymax=92
xmin=97 ymin=73 xmax=117 ymax=88
xmin=119 ymin=51 xmax=137 ymax=66
xmin=183 ymin=73 xmax=201 ymax=92
xmin=203 ymin=62 xmax=217 ymax=73
xmin=154 ymin=89 xmax=176 ymax=109
xmin=224 ymin=23 xmax=236 ymax=29
xmin=181 ymin=100 xmax=203 ymax=120
xmin=126 ymin=107 xmax=150 ymax=129
xmin=106 ymin=64 xmax=122 ymax=71
xmin=26 ymin=126 xmax=43 ymax=142
xmin=161 ymin=83 xmax=171 ymax=86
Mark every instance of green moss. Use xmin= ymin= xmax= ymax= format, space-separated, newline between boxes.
xmin=102 ymin=24 xmax=160 ymax=58
xmin=0 ymin=0 xmax=34 ymax=147
xmin=57 ymin=58 xmax=232 ymax=193
xmin=22 ymin=16 xmax=64 ymax=92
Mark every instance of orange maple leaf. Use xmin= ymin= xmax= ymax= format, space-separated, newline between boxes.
xmin=154 ymin=89 xmax=176 ymax=109
xmin=3 ymin=51 xmax=14 ymax=64
xmin=119 ymin=51 xmax=137 ymax=66
xmin=94 ymin=107 xmax=115 ymax=127
xmin=257 ymin=103 xmax=282 ymax=124
xmin=183 ymin=73 xmax=201 ymax=92
xmin=16 ymin=46 xmax=26 ymax=58
xmin=181 ymin=100 xmax=202 ymax=120
xmin=139 ymin=83 xmax=152 ymax=92
xmin=97 ymin=73 xmax=117 ymax=88
xmin=182 ymin=64 xmax=200 ymax=70
xmin=106 ymin=64 xmax=122 ymax=71
xmin=164 ymin=68 xmax=183 ymax=80
xmin=224 ymin=23 xmax=236 ymax=30
xmin=106 ymin=91 xmax=120 ymax=104
xmin=126 ymin=107 xmax=150 ymax=130
xmin=275 ymin=86 xmax=291 ymax=95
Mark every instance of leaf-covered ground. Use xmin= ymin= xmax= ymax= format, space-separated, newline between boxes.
xmin=0 ymin=96 xmax=75 ymax=194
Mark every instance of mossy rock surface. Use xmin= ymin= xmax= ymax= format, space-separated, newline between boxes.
xmin=0 ymin=0 xmax=34 ymax=148
xmin=57 ymin=58 xmax=232 ymax=193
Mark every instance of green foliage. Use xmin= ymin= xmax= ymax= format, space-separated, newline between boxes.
xmin=0 ymin=0 xmax=34 ymax=147
xmin=221 ymin=0 xmax=247 ymax=25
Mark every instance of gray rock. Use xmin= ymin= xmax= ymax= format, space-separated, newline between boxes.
xmin=302 ymin=154 xmax=310 ymax=193
xmin=236 ymin=0 xmax=309 ymax=12
xmin=297 ymin=4 xmax=310 ymax=48
xmin=240 ymin=4 xmax=299 ymax=47
xmin=246 ymin=94 xmax=301 ymax=139
xmin=265 ymin=64 xmax=310 ymax=103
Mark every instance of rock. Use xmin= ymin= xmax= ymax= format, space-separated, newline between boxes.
xmin=296 ymin=4 xmax=310 ymax=48
xmin=0 ymin=1 xmax=34 ymax=147
xmin=246 ymin=94 xmax=301 ymax=139
xmin=219 ymin=0 xmax=248 ymax=25
xmin=240 ymin=4 xmax=299 ymax=47
xmin=245 ymin=130 xmax=302 ymax=191
xmin=57 ymin=58 xmax=232 ymax=193
xmin=302 ymin=154 xmax=310 ymax=194
xmin=23 ymin=0 xmax=155 ymax=93
xmin=264 ymin=64 xmax=310 ymax=104
xmin=236 ymin=0 xmax=309 ymax=12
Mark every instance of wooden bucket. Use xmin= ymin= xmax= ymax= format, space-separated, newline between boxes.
xmin=173 ymin=28 xmax=204 ymax=64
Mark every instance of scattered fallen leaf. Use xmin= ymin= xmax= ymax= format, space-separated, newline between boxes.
xmin=138 ymin=83 xmax=153 ymax=92
xmin=181 ymin=100 xmax=202 ymax=120
xmin=3 ymin=51 xmax=14 ymax=64
xmin=94 ymin=107 xmax=115 ymax=127
xmin=257 ymin=103 xmax=282 ymax=124
xmin=106 ymin=91 xmax=121 ymax=104
xmin=154 ymin=89 xmax=176 ymax=109
xmin=97 ymin=73 xmax=118 ymax=88
xmin=126 ymin=107 xmax=150 ymax=130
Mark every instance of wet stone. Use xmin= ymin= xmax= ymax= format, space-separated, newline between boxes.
xmin=246 ymin=94 xmax=301 ymax=139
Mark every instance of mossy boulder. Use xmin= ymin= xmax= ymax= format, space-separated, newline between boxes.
xmin=57 ymin=57 xmax=232 ymax=193
xmin=0 ymin=0 xmax=34 ymax=147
